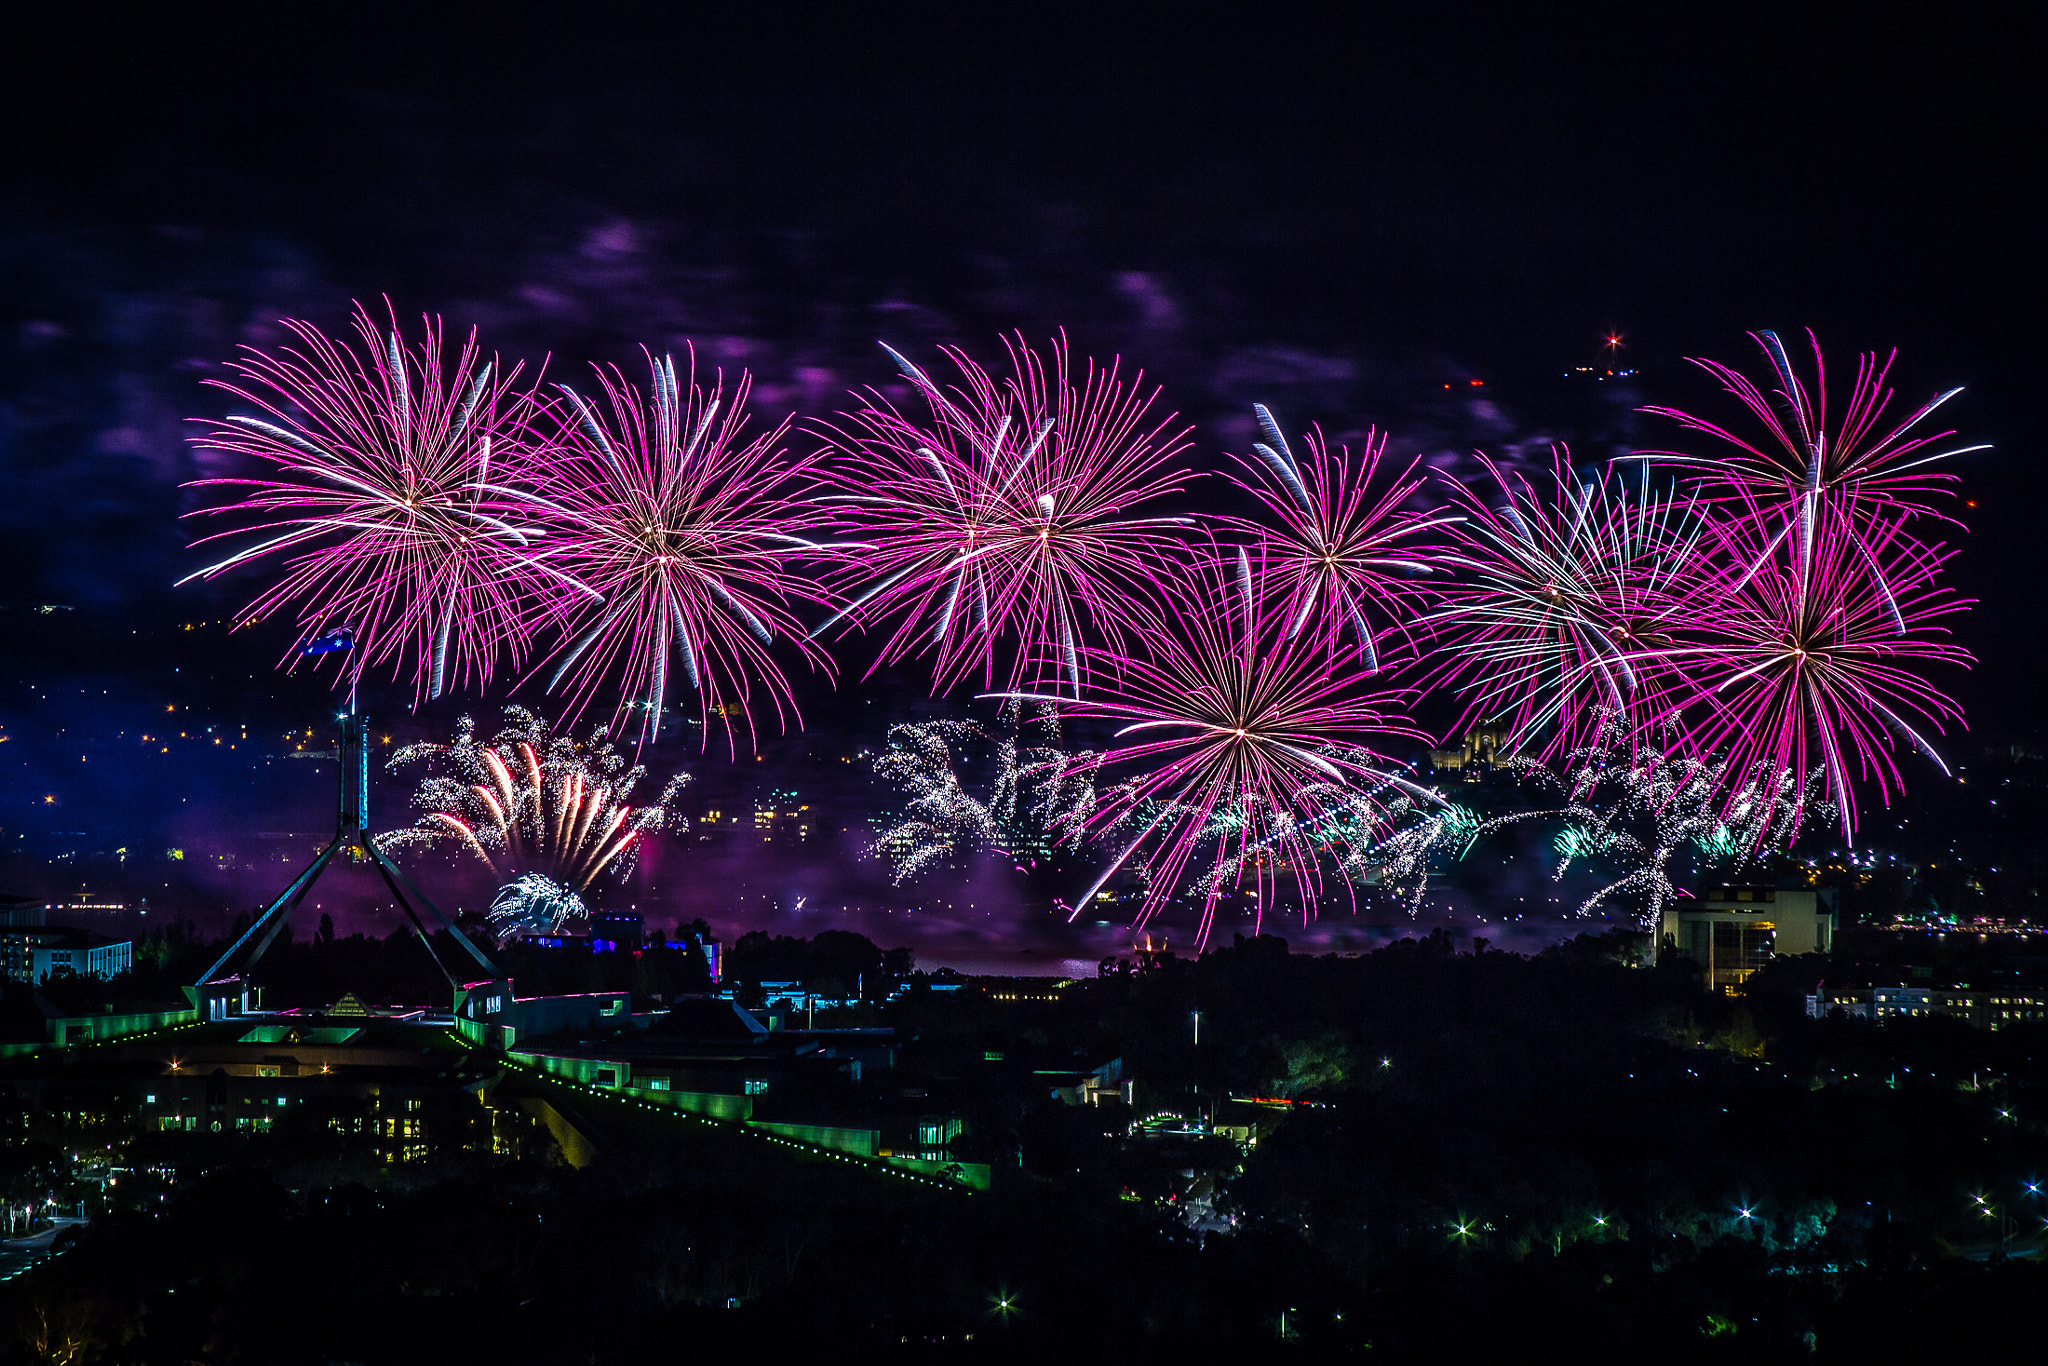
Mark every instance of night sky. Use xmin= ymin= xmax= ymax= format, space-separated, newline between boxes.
xmin=1 ymin=7 xmax=2035 ymax=961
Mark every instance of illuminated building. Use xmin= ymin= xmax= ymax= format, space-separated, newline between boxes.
xmin=1660 ymin=885 xmax=1836 ymax=991
xmin=0 ymin=925 xmax=133 ymax=984
xmin=752 ymin=789 xmax=812 ymax=843
xmin=0 ymin=1019 xmax=525 ymax=1163
xmin=1426 ymin=720 xmax=1516 ymax=778
xmin=592 ymin=910 xmax=644 ymax=950
xmin=1806 ymin=985 xmax=2048 ymax=1029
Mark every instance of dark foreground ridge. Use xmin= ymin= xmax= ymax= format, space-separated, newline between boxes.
xmin=3 ymin=925 xmax=2045 ymax=1361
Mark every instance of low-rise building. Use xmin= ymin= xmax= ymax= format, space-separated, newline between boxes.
xmin=0 ymin=924 xmax=133 ymax=984
xmin=1805 ymin=984 xmax=2048 ymax=1030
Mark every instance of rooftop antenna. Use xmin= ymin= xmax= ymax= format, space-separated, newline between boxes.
xmin=194 ymin=627 xmax=499 ymax=1008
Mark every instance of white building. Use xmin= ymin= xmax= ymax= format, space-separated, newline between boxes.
xmin=0 ymin=925 xmax=134 ymax=984
xmin=1660 ymin=885 xmax=1836 ymax=991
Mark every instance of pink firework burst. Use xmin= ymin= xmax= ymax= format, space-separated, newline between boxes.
xmin=524 ymin=349 xmax=835 ymax=752
xmin=815 ymin=332 xmax=1196 ymax=695
xmin=993 ymin=548 xmax=1434 ymax=948
xmin=1629 ymin=329 xmax=1988 ymax=604
xmin=1424 ymin=452 xmax=1708 ymax=762
xmin=1639 ymin=504 xmax=1972 ymax=842
xmin=1633 ymin=329 xmax=1985 ymax=512
xmin=1221 ymin=403 xmax=1455 ymax=671
xmin=183 ymin=302 xmax=555 ymax=699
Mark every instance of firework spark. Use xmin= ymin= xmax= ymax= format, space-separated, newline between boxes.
xmin=868 ymin=700 xmax=1096 ymax=883
xmin=378 ymin=707 xmax=688 ymax=943
xmin=1635 ymin=505 xmax=1970 ymax=842
xmin=1341 ymin=795 xmax=1481 ymax=915
xmin=183 ymin=302 xmax=561 ymax=699
xmin=1628 ymin=330 xmax=1987 ymax=616
xmin=1471 ymin=730 xmax=1828 ymax=926
xmin=992 ymin=548 xmax=1436 ymax=946
xmin=524 ymin=349 xmax=837 ymax=749
xmin=1185 ymin=785 xmax=1474 ymax=920
xmin=489 ymin=874 xmax=588 ymax=940
xmin=816 ymin=332 xmax=1196 ymax=695
xmin=1424 ymin=453 xmax=1707 ymax=761
xmin=1221 ymin=405 xmax=1454 ymax=670
xmin=1632 ymin=329 xmax=1984 ymax=518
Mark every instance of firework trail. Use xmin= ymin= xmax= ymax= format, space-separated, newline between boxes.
xmin=378 ymin=707 xmax=688 ymax=943
xmin=1626 ymin=330 xmax=1987 ymax=613
xmin=815 ymin=332 xmax=1196 ymax=695
xmin=1221 ymin=405 xmax=1455 ymax=671
xmin=1470 ymin=728 xmax=1828 ymax=926
xmin=1423 ymin=452 xmax=1708 ymax=762
xmin=1631 ymin=503 xmax=1970 ymax=843
xmin=868 ymin=700 xmax=1096 ymax=883
xmin=183 ymin=302 xmax=563 ymax=700
xmin=523 ymin=349 xmax=837 ymax=750
xmin=992 ymin=548 xmax=1437 ymax=947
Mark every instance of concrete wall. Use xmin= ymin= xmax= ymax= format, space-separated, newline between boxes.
xmin=881 ymin=1156 xmax=993 ymax=1190
xmin=510 ymin=1049 xmax=631 ymax=1089
xmin=746 ymin=1120 xmax=879 ymax=1157
xmin=48 ymin=1007 xmax=200 ymax=1047
xmin=621 ymin=1084 xmax=754 ymax=1121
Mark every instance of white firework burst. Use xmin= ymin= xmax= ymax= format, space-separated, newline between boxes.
xmin=869 ymin=700 xmax=1095 ymax=883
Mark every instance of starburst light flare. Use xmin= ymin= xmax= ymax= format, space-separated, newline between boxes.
xmin=991 ymin=548 xmax=1436 ymax=947
xmin=1221 ymin=405 xmax=1456 ymax=671
xmin=378 ymin=707 xmax=688 ymax=943
xmin=815 ymin=332 xmax=1197 ymax=695
xmin=524 ymin=348 xmax=836 ymax=750
xmin=183 ymin=301 xmax=560 ymax=700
